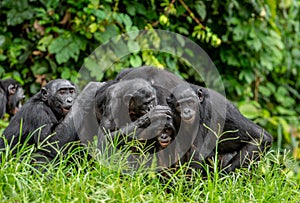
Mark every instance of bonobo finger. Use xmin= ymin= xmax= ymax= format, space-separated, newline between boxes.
xmin=151 ymin=105 xmax=172 ymax=115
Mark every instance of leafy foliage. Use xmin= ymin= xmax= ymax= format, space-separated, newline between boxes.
xmin=0 ymin=0 xmax=299 ymax=159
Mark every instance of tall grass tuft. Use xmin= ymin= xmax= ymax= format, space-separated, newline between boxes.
xmin=0 ymin=128 xmax=299 ymax=202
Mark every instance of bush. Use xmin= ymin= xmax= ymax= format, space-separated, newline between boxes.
xmin=0 ymin=0 xmax=299 ymax=158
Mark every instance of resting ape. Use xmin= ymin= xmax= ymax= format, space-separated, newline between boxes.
xmin=95 ymin=78 xmax=181 ymax=170
xmin=0 ymin=79 xmax=25 ymax=118
xmin=95 ymin=78 xmax=173 ymax=149
xmin=189 ymin=84 xmax=273 ymax=172
xmin=0 ymin=79 xmax=77 ymax=162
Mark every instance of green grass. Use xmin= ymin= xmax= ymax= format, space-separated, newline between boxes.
xmin=0 ymin=139 xmax=299 ymax=203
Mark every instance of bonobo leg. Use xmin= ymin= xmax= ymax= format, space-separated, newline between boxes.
xmin=220 ymin=131 xmax=273 ymax=173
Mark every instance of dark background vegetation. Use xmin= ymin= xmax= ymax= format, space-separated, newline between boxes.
xmin=0 ymin=0 xmax=299 ymax=162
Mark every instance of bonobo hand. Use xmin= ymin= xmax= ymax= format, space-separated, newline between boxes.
xmin=135 ymin=105 xmax=173 ymax=139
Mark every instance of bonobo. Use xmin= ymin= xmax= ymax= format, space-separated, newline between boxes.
xmin=0 ymin=79 xmax=78 ymax=162
xmin=189 ymin=84 xmax=273 ymax=173
xmin=95 ymin=78 xmax=173 ymax=151
xmin=0 ymin=78 xmax=25 ymax=118
xmin=166 ymin=84 xmax=202 ymax=166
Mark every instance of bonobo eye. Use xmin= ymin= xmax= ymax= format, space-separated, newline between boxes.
xmin=164 ymin=128 xmax=172 ymax=135
xmin=69 ymin=89 xmax=75 ymax=94
xmin=59 ymin=89 xmax=66 ymax=94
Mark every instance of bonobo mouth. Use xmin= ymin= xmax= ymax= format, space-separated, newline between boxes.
xmin=9 ymin=107 xmax=19 ymax=115
xmin=62 ymin=106 xmax=72 ymax=114
xmin=159 ymin=140 xmax=171 ymax=148
xmin=181 ymin=113 xmax=195 ymax=123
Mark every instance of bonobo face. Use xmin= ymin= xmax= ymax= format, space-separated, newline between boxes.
xmin=157 ymin=123 xmax=175 ymax=149
xmin=6 ymin=81 xmax=25 ymax=116
xmin=128 ymin=85 xmax=157 ymax=121
xmin=167 ymin=85 xmax=200 ymax=123
xmin=42 ymin=79 xmax=77 ymax=117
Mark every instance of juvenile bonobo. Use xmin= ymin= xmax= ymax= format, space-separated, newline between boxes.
xmin=0 ymin=79 xmax=78 ymax=162
xmin=189 ymin=84 xmax=273 ymax=173
xmin=0 ymin=78 xmax=25 ymax=118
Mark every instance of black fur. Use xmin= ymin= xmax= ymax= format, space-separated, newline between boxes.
xmin=189 ymin=84 xmax=273 ymax=172
xmin=0 ymin=79 xmax=77 ymax=162
xmin=115 ymin=66 xmax=273 ymax=172
xmin=0 ymin=78 xmax=24 ymax=118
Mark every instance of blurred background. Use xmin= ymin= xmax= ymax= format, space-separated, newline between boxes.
xmin=0 ymin=0 xmax=299 ymax=169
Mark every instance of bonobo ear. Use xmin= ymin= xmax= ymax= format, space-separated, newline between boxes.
xmin=197 ymin=88 xmax=204 ymax=103
xmin=41 ymin=87 xmax=48 ymax=101
xmin=8 ymin=84 xmax=16 ymax=95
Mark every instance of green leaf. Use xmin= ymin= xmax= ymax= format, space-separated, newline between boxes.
xmin=127 ymin=40 xmax=140 ymax=52
xmin=49 ymin=33 xmax=87 ymax=64
xmin=238 ymin=102 xmax=260 ymax=119
xmin=276 ymin=106 xmax=296 ymax=116
xmin=126 ymin=4 xmax=136 ymax=16
xmin=94 ymin=9 xmax=106 ymax=20
xmin=0 ymin=54 xmax=7 ymax=61
xmin=0 ymin=35 xmax=10 ymax=49
xmin=31 ymin=62 xmax=49 ymax=75
xmin=177 ymin=27 xmax=189 ymax=35
xmin=274 ymin=86 xmax=288 ymax=104
xmin=121 ymin=14 xmax=133 ymax=31
xmin=176 ymin=34 xmax=185 ymax=47
xmin=61 ymin=68 xmax=71 ymax=79
xmin=94 ymin=25 xmax=119 ymax=43
xmin=259 ymin=85 xmax=271 ymax=97
xmin=37 ymin=35 xmax=53 ymax=52
xmin=194 ymin=1 xmax=206 ymax=20
xmin=129 ymin=55 xmax=142 ymax=67
xmin=7 ymin=8 xmax=34 ymax=26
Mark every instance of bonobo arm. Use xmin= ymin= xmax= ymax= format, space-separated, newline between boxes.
xmin=0 ymin=91 xmax=6 ymax=118
xmin=98 ymin=105 xmax=173 ymax=149
xmin=31 ymin=107 xmax=63 ymax=160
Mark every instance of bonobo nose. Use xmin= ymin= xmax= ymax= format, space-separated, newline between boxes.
xmin=160 ymin=133 xmax=168 ymax=140
xmin=183 ymin=108 xmax=191 ymax=115
xmin=66 ymin=97 xmax=73 ymax=104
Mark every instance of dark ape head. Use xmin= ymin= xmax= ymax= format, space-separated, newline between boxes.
xmin=156 ymin=115 xmax=176 ymax=149
xmin=101 ymin=78 xmax=157 ymax=129
xmin=125 ymin=84 xmax=157 ymax=121
xmin=41 ymin=79 xmax=77 ymax=119
xmin=167 ymin=84 xmax=203 ymax=123
xmin=0 ymin=78 xmax=25 ymax=116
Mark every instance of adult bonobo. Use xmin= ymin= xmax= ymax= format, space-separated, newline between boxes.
xmin=95 ymin=78 xmax=173 ymax=149
xmin=0 ymin=79 xmax=78 ymax=162
xmin=0 ymin=78 xmax=25 ymax=119
xmin=95 ymin=77 xmax=178 ymax=170
xmin=189 ymin=84 xmax=273 ymax=173
xmin=166 ymin=84 xmax=202 ymax=168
